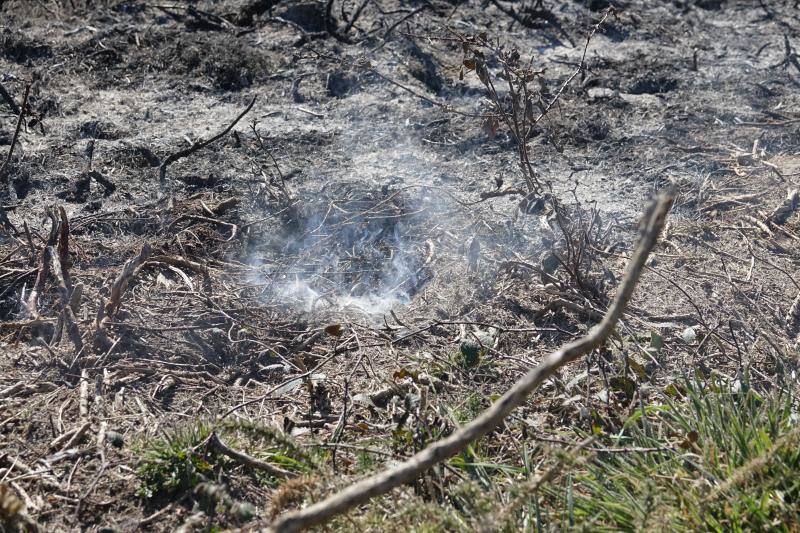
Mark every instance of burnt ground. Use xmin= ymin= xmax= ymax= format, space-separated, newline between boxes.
xmin=1 ymin=0 xmax=800 ymax=531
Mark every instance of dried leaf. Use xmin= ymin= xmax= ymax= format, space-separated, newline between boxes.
xmin=463 ymin=58 xmax=476 ymax=71
xmin=627 ymin=359 xmax=648 ymax=381
xmin=393 ymin=368 xmax=419 ymax=381
xmin=324 ymin=324 xmax=343 ymax=337
xmin=678 ymin=430 xmax=699 ymax=449
xmin=664 ymin=382 xmax=686 ymax=398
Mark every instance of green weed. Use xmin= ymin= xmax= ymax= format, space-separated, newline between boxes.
xmin=539 ymin=378 xmax=800 ymax=531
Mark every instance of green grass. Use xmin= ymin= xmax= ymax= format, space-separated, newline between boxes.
xmin=334 ymin=377 xmax=800 ymax=532
xmin=135 ymin=419 xmax=314 ymax=501
xmin=134 ymin=378 xmax=799 ymax=531
xmin=538 ymin=378 xmax=800 ymax=531
xmin=135 ymin=421 xmax=216 ymax=500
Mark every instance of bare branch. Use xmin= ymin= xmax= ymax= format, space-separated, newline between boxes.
xmin=159 ymin=96 xmax=257 ymax=187
xmin=207 ymin=432 xmax=294 ymax=479
xmin=94 ymin=244 xmax=152 ymax=350
xmin=0 ymin=81 xmax=31 ymax=186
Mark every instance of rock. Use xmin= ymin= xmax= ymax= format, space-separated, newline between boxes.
xmin=587 ymin=87 xmax=616 ymax=100
xmin=105 ymin=430 xmax=124 ymax=448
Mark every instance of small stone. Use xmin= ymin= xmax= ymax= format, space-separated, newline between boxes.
xmin=105 ymin=430 xmax=124 ymax=448
xmin=587 ymin=87 xmax=615 ymax=100
xmin=681 ymin=326 xmax=697 ymax=344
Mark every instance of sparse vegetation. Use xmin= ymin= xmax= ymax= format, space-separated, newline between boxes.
xmin=320 ymin=378 xmax=800 ymax=532
xmin=541 ymin=379 xmax=800 ymax=531
xmin=136 ymin=420 xmax=313 ymax=502
xmin=135 ymin=422 xmax=216 ymax=500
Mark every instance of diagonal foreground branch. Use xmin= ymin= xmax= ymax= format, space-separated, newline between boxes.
xmin=269 ymin=190 xmax=675 ymax=533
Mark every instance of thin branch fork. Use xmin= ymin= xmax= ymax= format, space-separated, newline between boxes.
xmin=26 ymin=212 xmax=61 ymax=318
xmin=268 ymin=190 xmax=674 ymax=533
xmin=50 ymin=248 xmax=83 ymax=353
xmin=534 ymin=8 xmax=612 ymax=125
xmin=158 ymin=96 xmax=257 ymax=186
xmin=101 ymin=244 xmax=152 ymax=321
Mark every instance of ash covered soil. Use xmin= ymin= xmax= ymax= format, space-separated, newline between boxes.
xmin=1 ymin=0 xmax=800 ymax=530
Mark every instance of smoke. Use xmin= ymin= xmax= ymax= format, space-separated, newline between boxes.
xmin=272 ymin=204 xmax=432 ymax=315
xmin=250 ymin=118 xmax=449 ymax=317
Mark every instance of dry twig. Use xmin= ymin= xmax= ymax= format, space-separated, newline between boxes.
xmin=0 ymin=82 xmax=30 ymax=185
xmin=94 ymin=244 xmax=152 ymax=350
xmin=51 ymin=248 xmax=83 ymax=352
xmin=206 ymin=432 xmax=294 ymax=479
xmin=159 ymin=96 xmax=256 ymax=187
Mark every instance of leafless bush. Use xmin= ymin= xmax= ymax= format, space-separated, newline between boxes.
xmin=453 ymin=9 xmax=615 ymax=299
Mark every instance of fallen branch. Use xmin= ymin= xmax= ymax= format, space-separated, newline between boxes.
xmin=148 ymin=255 xmax=210 ymax=277
xmin=768 ymin=188 xmax=799 ymax=225
xmin=0 ymin=381 xmax=57 ymax=399
xmin=167 ymin=213 xmax=238 ymax=241
xmin=700 ymin=192 xmax=765 ymax=213
xmin=0 ymin=318 xmax=54 ymax=331
xmin=268 ymin=190 xmax=674 ymax=532
xmin=207 ymin=432 xmax=294 ymax=479
xmin=62 ymin=421 xmax=91 ymax=452
xmin=535 ymin=297 xmax=604 ymax=321
xmin=159 ymin=96 xmax=256 ymax=187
